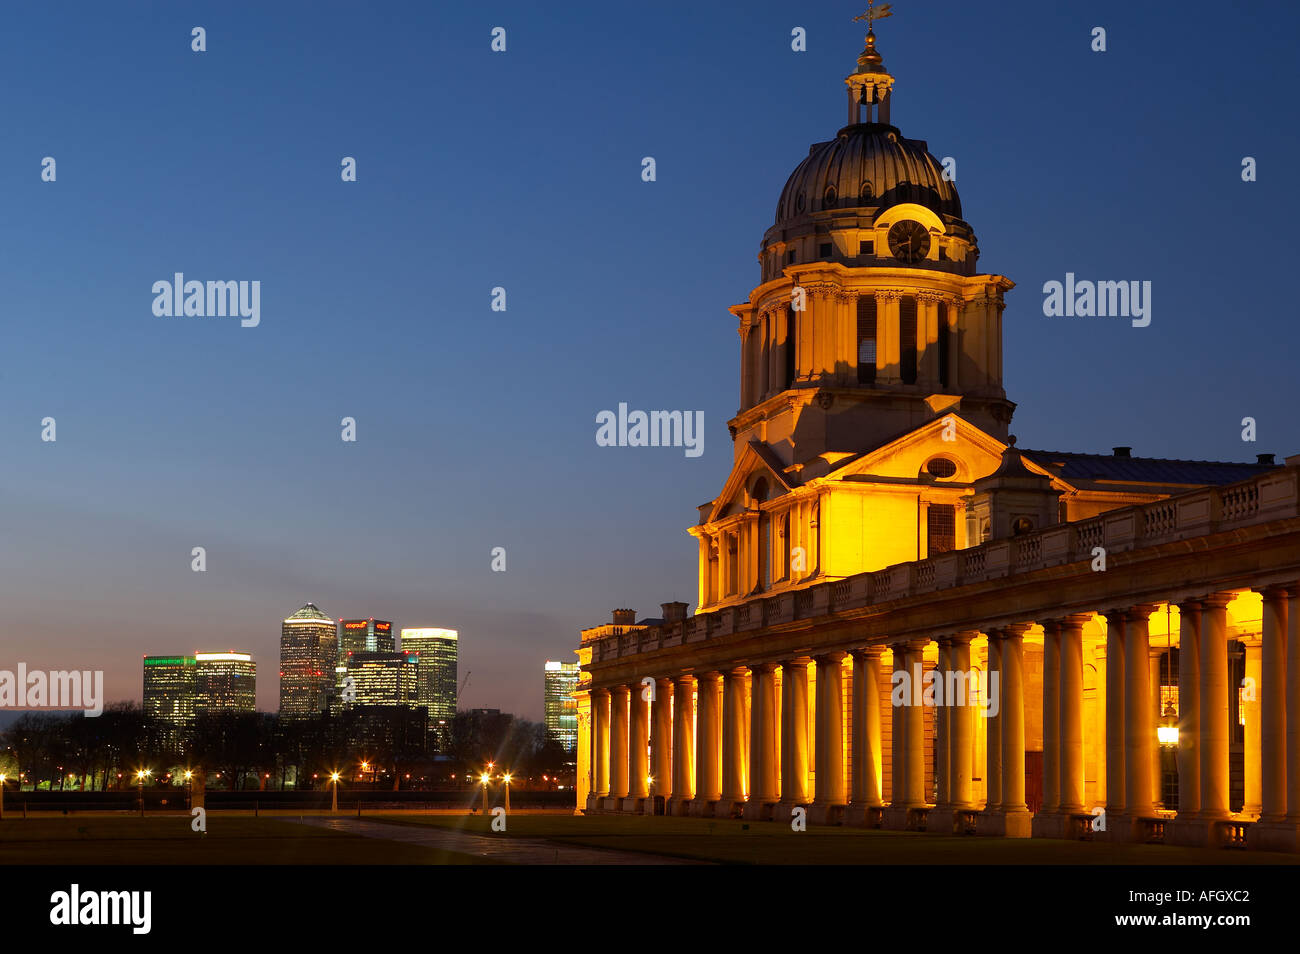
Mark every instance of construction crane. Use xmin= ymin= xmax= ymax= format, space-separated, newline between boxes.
xmin=458 ymin=671 xmax=471 ymax=698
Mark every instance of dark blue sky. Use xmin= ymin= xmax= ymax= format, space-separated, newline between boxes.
xmin=1 ymin=1 xmax=1295 ymax=718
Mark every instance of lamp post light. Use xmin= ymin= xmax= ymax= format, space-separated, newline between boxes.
xmin=479 ymin=772 xmax=491 ymax=814
xmin=135 ymin=769 xmax=151 ymax=818
xmin=502 ymin=773 xmax=512 ymax=813
xmin=330 ymin=772 xmax=341 ymax=813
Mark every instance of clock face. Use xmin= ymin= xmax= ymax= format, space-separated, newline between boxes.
xmin=887 ymin=219 xmax=931 ymax=263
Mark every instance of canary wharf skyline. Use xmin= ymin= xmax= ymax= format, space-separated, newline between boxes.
xmin=1 ymin=0 xmax=1297 ymax=722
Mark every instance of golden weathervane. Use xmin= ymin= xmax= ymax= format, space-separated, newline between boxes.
xmin=853 ymin=2 xmax=894 ymax=32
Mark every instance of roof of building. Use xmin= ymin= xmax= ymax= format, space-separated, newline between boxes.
xmin=1019 ymin=449 xmax=1277 ymax=489
xmin=773 ymin=123 xmax=962 ymax=232
xmin=285 ymin=602 xmax=332 ymax=622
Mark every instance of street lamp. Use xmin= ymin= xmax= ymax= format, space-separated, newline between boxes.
xmin=184 ymin=770 xmax=194 ymax=811
xmin=0 ymin=773 xmax=7 ymax=820
xmin=502 ymin=773 xmax=512 ymax=813
xmin=135 ymin=769 xmax=151 ymax=818
xmin=479 ymin=771 xmax=491 ymax=814
xmin=330 ymin=772 xmax=341 ymax=813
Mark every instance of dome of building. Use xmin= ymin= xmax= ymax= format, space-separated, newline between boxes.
xmin=758 ymin=29 xmax=976 ymax=277
xmin=773 ymin=123 xmax=962 ymax=228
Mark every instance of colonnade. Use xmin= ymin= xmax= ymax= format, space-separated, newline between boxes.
xmin=584 ymin=585 xmax=1300 ymax=849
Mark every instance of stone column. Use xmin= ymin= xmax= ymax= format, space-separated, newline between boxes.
xmin=903 ymin=641 xmax=927 ymax=808
xmin=1059 ymin=616 xmax=1088 ymax=813
xmin=934 ymin=638 xmax=952 ymax=810
xmin=850 ymin=649 xmax=884 ymax=811
xmin=747 ymin=663 xmax=779 ymax=816
xmin=812 ymin=653 xmax=847 ymax=818
xmin=1123 ymin=606 xmax=1156 ymax=819
xmin=694 ymin=672 xmax=723 ymax=808
xmin=949 ymin=634 xmax=976 ymax=809
xmin=721 ymin=668 xmax=749 ymax=808
xmin=670 ymin=676 xmax=695 ymax=810
xmin=780 ymin=659 xmax=811 ymax=806
xmin=1259 ymin=586 xmax=1288 ymax=822
xmin=1288 ymin=587 xmax=1300 ymax=824
xmin=985 ymin=632 xmax=1002 ymax=811
xmin=629 ymin=686 xmax=650 ymax=804
xmin=593 ymin=689 xmax=610 ymax=799
xmin=1199 ymin=595 xmax=1232 ymax=820
xmin=1000 ymin=626 xmax=1029 ymax=821
xmin=1242 ymin=635 xmax=1262 ymax=817
xmin=651 ymin=677 xmax=674 ymax=804
xmin=1041 ymin=619 xmax=1061 ymax=815
xmin=609 ymin=686 xmax=630 ymax=801
xmin=1176 ymin=602 xmax=1201 ymax=817
xmin=1104 ymin=610 xmax=1125 ymax=816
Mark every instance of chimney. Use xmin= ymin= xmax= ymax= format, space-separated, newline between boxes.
xmin=611 ymin=608 xmax=637 ymax=626
xmin=660 ymin=601 xmax=688 ymax=623
xmin=1112 ymin=446 xmax=1132 ymax=458
xmin=1257 ymin=453 xmax=1276 ymax=466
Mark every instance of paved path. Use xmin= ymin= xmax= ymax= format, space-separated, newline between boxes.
xmin=292 ymin=816 xmax=702 ymax=865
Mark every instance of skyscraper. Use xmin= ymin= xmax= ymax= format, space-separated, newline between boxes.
xmin=398 ymin=628 xmax=458 ymax=720
xmin=544 ymin=660 xmax=579 ymax=752
xmin=195 ymin=652 xmax=257 ymax=714
xmin=342 ymin=651 xmax=420 ymax=706
xmin=279 ymin=602 xmax=337 ymax=718
xmin=337 ymin=618 xmax=395 ymax=689
xmin=142 ymin=655 xmax=197 ymax=727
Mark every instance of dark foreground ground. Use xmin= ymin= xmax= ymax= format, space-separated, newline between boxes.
xmin=2 ymin=811 xmax=1296 ymax=865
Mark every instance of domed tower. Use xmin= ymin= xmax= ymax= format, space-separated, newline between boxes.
xmin=731 ymin=24 xmax=1015 ymax=469
xmin=691 ymin=21 xmax=1018 ymax=610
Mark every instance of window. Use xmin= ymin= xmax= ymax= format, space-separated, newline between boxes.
xmin=726 ymin=533 xmax=739 ymax=595
xmin=823 ymin=186 xmax=837 ymax=208
xmin=857 ymin=294 xmax=877 ymax=385
xmin=860 ymin=180 xmax=873 ymax=202
xmin=784 ymin=307 xmax=796 ymax=388
xmin=859 ymin=240 xmax=873 ymax=256
xmin=779 ymin=512 xmax=791 ymax=581
xmin=900 ymin=296 xmax=918 ymax=384
xmin=927 ymin=504 xmax=956 ymax=555
xmin=938 ymin=306 xmax=951 ymax=390
xmin=787 ymin=249 xmax=796 ymax=264
xmin=925 ymin=457 xmax=957 ymax=479
xmin=819 ymin=242 xmax=832 ymax=258
xmin=1012 ymin=517 xmax=1034 ymax=536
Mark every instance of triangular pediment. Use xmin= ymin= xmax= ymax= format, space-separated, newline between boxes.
xmin=827 ymin=414 xmax=1009 ymax=484
xmin=701 ymin=441 xmax=794 ymax=524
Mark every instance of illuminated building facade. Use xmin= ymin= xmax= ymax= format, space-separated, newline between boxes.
xmin=279 ymin=602 xmax=337 ymax=718
xmin=544 ymin=661 xmax=580 ymax=752
xmin=342 ymin=651 xmax=420 ymax=706
xmin=142 ymin=655 xmax=196 ymax=727
xmin=399 ymin=627 xmax=459 ymax=725
xmin=337 ymin=618 xmax=395 ymax=689
xmin=195 ymin=652 xmax=257 ymax=714
xmin=574 ymin=26 xmax=1300 ymax=853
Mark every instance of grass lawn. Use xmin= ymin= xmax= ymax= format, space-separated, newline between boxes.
xmin=0 ymin=815 xmax=495 ymax=865
xmin=368 ymin=812 xmax=1300 ymax=865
